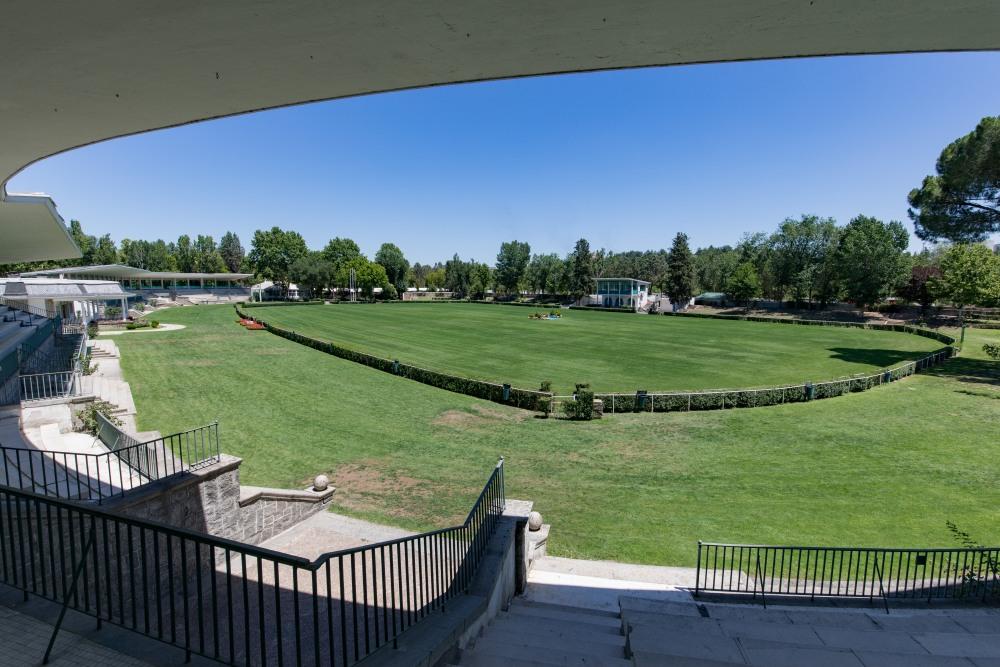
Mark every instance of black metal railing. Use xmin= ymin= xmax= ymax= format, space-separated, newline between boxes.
xmin=0 ymin=419 xmax=221 ymax=503
xmin=0 ymin=458 xmax=505 ymax=665
xmin=695 ymin=542 xmax=1000 ymax=606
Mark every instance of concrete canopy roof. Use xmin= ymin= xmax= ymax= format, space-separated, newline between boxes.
xmin=19 ymin=265 xmax=253 ymax=281
xmin=1 ymin=1 xmax=998 ymax=259
xmin=0 ymin=194 xmax=81 ymax=264
xmin=0 ymin=278 xmax=128 ymax=301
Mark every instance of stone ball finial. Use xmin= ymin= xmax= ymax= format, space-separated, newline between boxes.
xmin=528 ymin=511 xmax=543 ymax=531
xmin=313 ymin=474 xmax=330 ymax=492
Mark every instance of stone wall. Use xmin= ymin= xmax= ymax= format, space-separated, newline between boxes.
xmin=108 ymin=453 xmax=334 ymax=546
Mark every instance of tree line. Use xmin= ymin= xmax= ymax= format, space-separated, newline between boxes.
xmin=1 ymin=116 xmax=996 ymax=309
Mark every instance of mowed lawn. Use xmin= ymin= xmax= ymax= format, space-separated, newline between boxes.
xmin=256 ymin=303 xmax=941 ymax=393
xmin=113 ymin=305 xmax=1000 ymax=566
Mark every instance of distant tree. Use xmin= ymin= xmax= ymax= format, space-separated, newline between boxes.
xmin=290 ymin=252 xmax=335 ymax=298
xmin=568 ymin=238 xmax=594 ymax=300
xmin=175 ymin=235 xmax=194 ymax=273
xmin=425 ymin=267 xmax=446 ymax=290
xmin=726 ymin=261 xmax=761 ymax=310
xmin=192 ymin=235 xmax=228 ymax=273
xmin=494 ymin=240 xmax=531 ymax=295
xmin=247 ymin=227 xmax=309 ymax=288
xmin=525 ymin=253 xmax=565 ymax=294
xmin=468 ymin=262 xmax=492 ymax=299
xmin=89 ymin=234 xmax=118 ymax=265
xmin=68 ymin=220 xmax=94 ymax=264
xmin=338 ymin=257 xmax=389 ymax=299
xmin=444 ymin=254 xmax=473 ymax=297
xmin=665 ymin=233 xmax=696 ymax=307
xmin=899 ymin=265 xmax=942 ymax=314
xmin=219 ymin=232 xmax=245 ymax=272
xmin=768 ymin=215 xmax=840 ymax=303
xmin=374 ymin=243 xmax=409 ymax=296
xmin=322 ymin=237 xmax=362 ymax=279
xmin=935 ymin=243 xmax=1000 ymax=328
xmin=694 ymin=245 xmax=739 ymax=293
xmin=909 ymin=116 xmax=1000 ymax=242
xmin=835 ymin=215 xmax=910 ymax=312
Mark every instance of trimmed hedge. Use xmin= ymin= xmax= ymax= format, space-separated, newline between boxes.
xmin=239 ymin=301 xmax=325 ymax=308
xmin=235 ymin=305 xmax=552 ymax=411
xmin=658 ymin=310 xmax=956 ymax=346
xmin=592 ymin=347 xmax=954 ymax=414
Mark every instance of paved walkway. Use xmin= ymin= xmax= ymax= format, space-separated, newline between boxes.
xmin=100 ymin=323 xmax=186 ymax=336
xmin=0 ymin=604 xmax=151 ymax=667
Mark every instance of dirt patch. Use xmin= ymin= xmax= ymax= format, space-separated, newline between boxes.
xmin=325 ymin=461 xmax=432 ymax=521
xmin=432 ymin=404 xmax=528 ymax=429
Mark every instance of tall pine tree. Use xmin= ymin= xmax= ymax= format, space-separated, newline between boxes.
xmin=666 ymin=232 xmax=696 ymax=309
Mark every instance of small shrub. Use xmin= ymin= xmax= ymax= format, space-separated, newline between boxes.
xmin=125 ymin=322 xmax=138 ymax=330
xmin=135 ymin=303 xmax=145 ymax=312
xmin=86 ymin=322 xmax=98 ymax=338
xmin=105 ymin=306 xmax=121 ymax=319
xmin=150 ymin=320 xmax=160 ymax=328
xmin=984 ymin=343 xmax=1000 ymax=360
xmin=563 ymin=383 xmax=595 ymax=420
xmin=77 ymin=400 xmax=122 ymax=436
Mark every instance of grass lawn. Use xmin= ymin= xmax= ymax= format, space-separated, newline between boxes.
xmin=255 ymin=303 xmax=942 ymax=394
xmin=113 ymin=305 xmax=1000 ymax=566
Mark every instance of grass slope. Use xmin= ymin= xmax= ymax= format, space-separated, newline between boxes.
xmin=114 ymin=305 xmax=1000 ymax=566
xmin=257 ymin=303 xmax=940 ymax=393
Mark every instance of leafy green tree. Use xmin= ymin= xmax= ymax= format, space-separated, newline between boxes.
xmin=665 ymin=233 xmax=696 ymax=307
xmin=374 ymin=243 xmax=409 ymax=296
xmin=768 ymin=215 xmax=840 ymax=303
xmin=175 ymin=235 xmax=194 ymax=273
xmin=568 ymin=238 xmax=594 ymax=299
xmin=525 ymin=253 xmax=565 ymax=294
xmin=247 ymin=227 xmax=309 ymax=288
xmin=444 ymin=254 xmax=472 ymax=297
xmin=909 ymin=116 xmax=1000 ymax=242
xmin=290 ymin=252 xmax=335 ymax=298
xmin=219 ymin=232 xmax=245 ymax=272
xmin=68 ymin=220 xmax=94 ymax=264
xmin=494 ymin=240 xmax=531 ymax=295
xmin=90 ymin=234 xmax=118 ymax=265
xmin=337 ymin=257 xmax=390 ymax=298
xmin=426 ymin=267 xmax=446 ymax=290
xmin=468 ymin=262 xmax=493 ymax=299
xmin=726 ymin=261 xmax=761 ymax=310
xmin=899 ymin=265 xmax=941 ymax=314
xmin=694 ymin=245 xmax=739 ymax=293
xmin=935 ymin=243 xmax=1000 ymax=317
xmin=322 ymin=237 xmax=361 ymax=280
xmin=835 ymin=215 xmax=910 ymax=312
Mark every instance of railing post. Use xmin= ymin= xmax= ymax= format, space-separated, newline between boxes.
xmin=43 ymin=521 xmax=98 ymax=664
xmin=695 ymin=542 xmax=701 ymax=597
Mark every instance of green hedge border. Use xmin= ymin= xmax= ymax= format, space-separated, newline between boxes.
xmin=238 ymin=303 xmax=957 ymax=416
xmin=235 ymin=305 xmax=552 ymax=411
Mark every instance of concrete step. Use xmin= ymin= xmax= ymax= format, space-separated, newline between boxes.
xmin=478 ymin=626 xmax=625 ymax=660
xmin=507 ymin=602 xmax=623 ymax=629
xmin=468 ymin=636 xmax=630 ymax=666
xmin=620 ymin=595 xmax=705 ymax=618
xmin=623 ymin=610 xmax=726 ymax=636
xmin=631 ymin=653 xmax=744 ymax=667
xmin=491 ymin=612 xmax=624 ymax=644
xmin=738 ymin=638 xmax=865 ymax=666
xmin=626 ymin=626 xmax=746 ymax=663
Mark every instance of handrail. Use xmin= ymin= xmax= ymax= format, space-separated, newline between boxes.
xmin=0 ymin=458 xmax=506 ymax=666
xmin=695 ymin=542 xmax=1000 ymax=604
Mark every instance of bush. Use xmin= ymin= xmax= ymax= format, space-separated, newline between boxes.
xmin=77 ymin=400 xmax=122 ymax=436
xmin=984 ymin=343 xmax=1000 ymax=360
xmin=150 ymin=320 xmax=160 ymax=328
xmin=135 ymin=303 xmax=145 ymax=312
xmin=86 ymin=322 xmax=98 ymax=338
xmin=105 ymin=306 xmax=121 ymax=319
xmin=125 ymin=322 xmax=138 ymax=330
xmin=563 ymin=383 xmax=595 ymax=420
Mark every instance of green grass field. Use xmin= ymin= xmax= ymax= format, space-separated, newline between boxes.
xmin=253 ymin=303 xmax=942 ymax=393
xmin=112 ymin=305 xmax=1000 ymax=566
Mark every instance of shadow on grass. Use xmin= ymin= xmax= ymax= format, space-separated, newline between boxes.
xmin=924 ymin=355 xmax=1000 ymax=389
xmin=827 ymin=347 xmax=933 ymax=367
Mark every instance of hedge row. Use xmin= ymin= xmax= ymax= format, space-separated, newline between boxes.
xmin=658 ymin=310 xmax=957 ymax=346
xmin=239 ymin=301 xmax=325 ymax=308
xmin=567 ymin=305 xmax=637 ymax=314
xmin=467 ymin=300 xmax=568 ymax=309
xmin=592 ymin=347 xmax=954 ymax=413
xmin=235 ymin=305 xmax=552 ymax=411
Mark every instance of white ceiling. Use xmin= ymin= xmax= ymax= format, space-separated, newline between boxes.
xmin=1 ymin=1 xmax=998 ymax=261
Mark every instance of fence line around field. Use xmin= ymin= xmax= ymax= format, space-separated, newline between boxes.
xmin=695 ymin=542 xmax=1000 ymax=607
xmin=237 ymin=304 xmax=957 ymax=416
xmin=552 ymin=346 xmax=955 ymax=414
xmin=0 ymin=458 xmax=505 ymax=666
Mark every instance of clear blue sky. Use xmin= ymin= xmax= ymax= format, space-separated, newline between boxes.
xmin=9 ymin=51 xmax=1000 ymax=265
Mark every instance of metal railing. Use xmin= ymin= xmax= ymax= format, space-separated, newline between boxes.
xmin=20 ymin=370 xmax=82 ymax=402
xmin=0 ymin=419 xmax=221 ymax=503
xmin=0 ymin=295 xmax=54 ymax=321
xmin=695 ymin=542 xmax=1000 ymax=606
xmin=0 ymin=458 xmax=505 ymax=665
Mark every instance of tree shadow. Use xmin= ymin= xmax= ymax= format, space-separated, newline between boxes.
xmin=923 ymin=355 xmax=1000 ymax=389
xmin=826 ymin=347 xmax=932 ymax=368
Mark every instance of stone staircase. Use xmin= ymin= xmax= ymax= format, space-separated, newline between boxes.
xmin=82 ymin=338 xmax=137 ymax=430
xmin=453 ymin=591 xmax=1000 ymax=666
xmin=454 ymin=599 xmax=631 ymax=666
